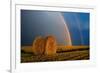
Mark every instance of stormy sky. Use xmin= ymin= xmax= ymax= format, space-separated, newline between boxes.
xmin=21 ymin=10 xmax=89 ymax=46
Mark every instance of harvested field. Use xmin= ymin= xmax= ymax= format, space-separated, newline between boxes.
xmin=21 ymin=46 xmax=89 ymax=63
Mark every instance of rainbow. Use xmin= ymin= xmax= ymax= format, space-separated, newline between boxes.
xmin=58 ymin=13 xmax=72 ymax=46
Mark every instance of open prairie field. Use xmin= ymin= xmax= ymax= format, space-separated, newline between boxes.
xmin=21 ymin=46 xmax=89 ymax=63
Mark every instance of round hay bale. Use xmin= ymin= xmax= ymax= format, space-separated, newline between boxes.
xmin=32 ymin=36 xmax=45 ymax=55
xmin=45 ymin=35 xmax=57 ymax=55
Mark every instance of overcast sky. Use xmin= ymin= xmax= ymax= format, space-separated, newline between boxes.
xmin=21 ymin=10 xmax=89 ymax=46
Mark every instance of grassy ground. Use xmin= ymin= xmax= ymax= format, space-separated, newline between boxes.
xmin=21 ymin=48 xmax=89 ymax=63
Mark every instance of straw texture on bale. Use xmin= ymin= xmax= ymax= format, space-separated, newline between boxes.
xmin=32 ymin=36 xmax=45 ymax=55
xmin=45 ymin=36 xmax=57 ymax=55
